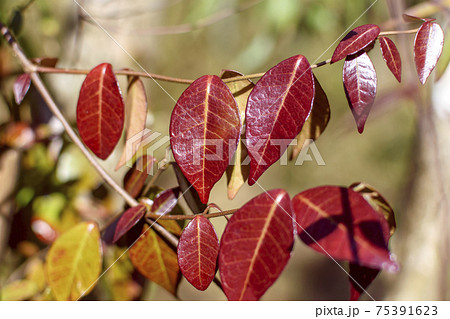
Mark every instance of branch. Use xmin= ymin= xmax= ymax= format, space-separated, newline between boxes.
xmin=0 ymin=21 xmax=180 ymax=248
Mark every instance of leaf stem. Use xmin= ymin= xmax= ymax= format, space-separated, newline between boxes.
xmin=379 ymin=28 xmax=419 ymax=36
xmin=146 ymin=209 xmax=237 ymax=221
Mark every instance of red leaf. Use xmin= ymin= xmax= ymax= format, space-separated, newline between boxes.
xmin=13 ymin=73 xmax=31 ymax=105
xmin=414 ymin=21 xmax=444 ymax=84
xmin=76 ymin=63 xmax=125 ymax=160
xmin=113 ymin=205 xmax=147 ymax=243
xmin=343 ymin=52 xmax=377 ymax=134
xmin=246 ymin=55 xmax=314 ymax=185
xmin=177 ymin=215 xmax=219 ymax=291
xmin=170 ymin=75 xmax=240 ymax=204
xmin=151 ymin=187 xmax=180 ymax=215
xmin=123 ymin=155 xmax=156 ymax=198
xmin=292 ymin=186 xmax=398 ymax=271
xmin=219 ymin=189 xmax=294 ymax=300
xmin=379 ymin=36 xmax=402 ymax=82
xmin=331 ymin=24 xmax=380 ymax=63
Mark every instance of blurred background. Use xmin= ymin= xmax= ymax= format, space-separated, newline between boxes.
xmin=0 ymin=0 xmax=449 ymax=300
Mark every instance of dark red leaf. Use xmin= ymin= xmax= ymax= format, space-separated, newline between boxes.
xmin=151 ymin=187 xmax=180 ymax=215
xmin=348 ymin=263 xmax=380 ymax=301
xmin=379 ymin=36 xmax=402 ymax=82
xmin=331 ymin=24 xmax=381 ymax=63
xmin=113 ymin=205 xmax=147 ymax=243
xmin=13 ymin=73 xmax=31 ymax=105
xmin=292 ymin=186 xmax=398 ymax=271
xmin=414 ymin=21 xmax=444 ymax=84
xmin=343 ymin=52 xmax=377 ymax=133
xmin=76 ymin=63 xmax=124 ymax=160
xmin=172 ymin=163 xmax=207 ymax=214
xmin=170 ymin=75 xmax=241 ymax=204
xmin=123 ymin=155 xmax=156 ymax=198
xmin=177 ymin=215 xmax=219 ymax=291
xmin=219 ymin=189 xmax=294 ymax=300
xmin=246 ymin=55 xmax=314 ymax=185
xmin=348 ymin=182 xmax=396 ymax=300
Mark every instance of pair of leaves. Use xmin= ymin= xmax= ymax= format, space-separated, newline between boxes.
xmin=170 ymin=56 xmax=315 ymax=203
xmin=112 ymin=187 xmax=181 ymax=244
xmin=217 ymin=186 xmax=397 ymax=300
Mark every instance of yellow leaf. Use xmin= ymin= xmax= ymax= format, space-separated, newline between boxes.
xmin=290 ymin=75 xmax=330 ymax=160
xmin=129 ymin=225 xmax=180 ymax=295
xmin=45 ymin=222 xmax=102 ymax=301
xmin=116 ymin=76 xmax=148 ymax=170
xmin=0 ymin=280 xmax=38 ymax=301
xmin=221 ymin=70 xmax=254 ymax=199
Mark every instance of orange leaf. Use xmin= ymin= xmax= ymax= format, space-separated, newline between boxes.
xmin=129 ymin=225 xmax=180 ymax=295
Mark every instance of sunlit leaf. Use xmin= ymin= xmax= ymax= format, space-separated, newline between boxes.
xmin=116 ymin=76 xmax=148 ymax=170
xmin=221 ymin=70 xmax=253 ymax=199
xmin=76 ymin=63 xmax=124 ymax=160
xmin=113 ymin=205 xmax=147 ymax=243
xmin=219 ymin=189 xmax=294 ymax=300
xmin=414 ymin=21 xmax=444 ymax=84
xmin=46 ymin=222 xmax=102 ymax=301
xmin=246 ymin=55 xmax=314 ymax=185
xmin=379 ymin=36 xmax=402 ymax=82
xmin=331 ymin=24 xmax=380 ymax=63
xmin=129 ymin=224 xmax=180 ymax=295
xmin=290 ymin=75 xmax=330 ymax=160
xmin=343 ymin=52 xmax=377 ymax=133
xmin=123 ymin=155 xmax=156 ymax=198
xmin=170 ymin=75 xmax=241 ymax=203
xmin=177 ymin=215 xmax=219 ymax=291
xmin=292 ymin=186 xmax=398 ymax=271
xmin=13 ymin=73 xmax=31 ymax=105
